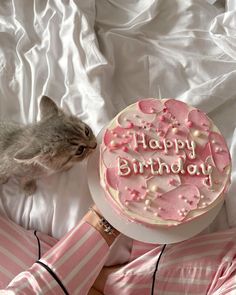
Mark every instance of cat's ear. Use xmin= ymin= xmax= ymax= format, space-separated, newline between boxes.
xmin=14 ymin=141 xmax=41 ymax=163
xmin=40 ymin=96 xmax=59 ymax=119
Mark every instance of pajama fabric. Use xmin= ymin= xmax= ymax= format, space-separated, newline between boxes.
xmin=1 ymin=215 xmax=236 ymax=294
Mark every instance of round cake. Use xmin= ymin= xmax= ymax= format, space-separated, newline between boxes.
xmin=99 ymin=98 xmax=231 ymax=228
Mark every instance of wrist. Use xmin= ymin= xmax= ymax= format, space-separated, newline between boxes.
xmin=83 ymin=207 xmax=120 ymax=246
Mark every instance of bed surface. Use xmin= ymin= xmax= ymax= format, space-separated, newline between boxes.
xmin=0 ymin=0 xmax=236 ymax=239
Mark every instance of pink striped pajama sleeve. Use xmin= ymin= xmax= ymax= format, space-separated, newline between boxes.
xmin=3 ymin=220 xmax=109 ymax=295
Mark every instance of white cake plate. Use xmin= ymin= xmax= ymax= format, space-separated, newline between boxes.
xmin=87 ymin=128 xmax=223 ymax=244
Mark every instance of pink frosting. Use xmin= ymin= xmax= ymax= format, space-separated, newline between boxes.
xmin=188 ymin=109 xmax=211 ymax=131
xmin=138 ymin=98 xmax=163 ymax=114
xmin=157 ymin=184 xmax=200 ymax=221
xmin=100 ymin=98 xmax=231 ymax=226
xmin=165 ymin=99 xmax=189 ymax=125
xmin=147 ymin=174 xmax=181 ymax=194
xmin=165 ymin=124 xmax=189 ymax=142
xmin=209 ymin=132 xmax=231 ymax=172
xmin=196 ymin=142 xmax=211 ymax=162
xmin=106 ymin=167 xmax=147 ymax=203
xmin=103 ymin=126 xmax=132 ymax=148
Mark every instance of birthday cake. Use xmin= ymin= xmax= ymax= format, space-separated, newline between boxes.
xmin=99 ymin=98 xmax=231 ymax=227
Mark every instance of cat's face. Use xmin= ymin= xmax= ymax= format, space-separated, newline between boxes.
xmin=38 ymin=114 xmax=97 ymax=171
xmin=14 ymin=96 xmax=97 ymax=172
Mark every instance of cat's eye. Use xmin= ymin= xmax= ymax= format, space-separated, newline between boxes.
xmin=85 ymin=127 xmax=90 ymax=137
xmin=76 ymin=145 xmax=86 ymax=156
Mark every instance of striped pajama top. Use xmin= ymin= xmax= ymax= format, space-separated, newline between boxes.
xmin=0 ymin=215 xmax=236 ymax=294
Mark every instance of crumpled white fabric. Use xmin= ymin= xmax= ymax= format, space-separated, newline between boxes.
xmin=0 ymin=0 xmax=236 ymax=242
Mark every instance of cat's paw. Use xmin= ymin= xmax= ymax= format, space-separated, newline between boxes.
xmin=22 ymin=180 xmax=37 ymax=196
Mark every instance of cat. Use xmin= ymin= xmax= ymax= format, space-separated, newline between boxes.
xmin=0 ymin=95 xmax=97 ymax=196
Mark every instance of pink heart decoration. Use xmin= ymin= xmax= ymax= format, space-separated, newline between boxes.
xmin=103 ymin=126 xmax=132 ymax=147
xmin=164 ymin=99 xmax=189 ymax=125
xmin=188 ymin=109 xmax=211 ymax=131
xmin=106 ymin=168 xmax=148 ymax=204
xmin=138 ymin=98 xmax=163 ymax=114
xmin=154 ymin=184 xmax=200 ymax=221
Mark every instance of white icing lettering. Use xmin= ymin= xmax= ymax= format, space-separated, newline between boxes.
xmin=147 ymin=158 xmax=159 ymax=175
xmin=139 ymin=161 xmax=149 ymax=174
xmin=157 ymin=158 xmax=170 ymax=175
xmin=187 ymin=164 xmax=199 ymax=175
xmin=166 ymin=139 xmax=173 ymax=148
xmin=200 ymin=163 xmax=213 ymax=175
xmin=162 ymin=139 xmax=173 ymax=154
xmin=117 ymin=129 xmax=214 ymax=179
xmin=133 ymin=132 xmax=147 ymax=149
xmin=118 ymin=157 xmax=131 ymax=176
xmin=133 ymin=161 xmax=139 ymax=174
xmin=132 ymin=133 xmax=197 ymax=159
xmin=174 ymin=139 xmax=185 ymax=154
xmin=171 ymin=157 xmax=184 ymax=174
xmin=186 ymin=140 xmax=196 ymax=159
xmin=117 ymin=156 xmax=214 ymax=180
xmin=149 ymin=139 xmax=162 ymax=150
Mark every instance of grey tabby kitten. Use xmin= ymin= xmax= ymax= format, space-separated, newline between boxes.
xmin=0 ymin=96 xmax=97 ymax=195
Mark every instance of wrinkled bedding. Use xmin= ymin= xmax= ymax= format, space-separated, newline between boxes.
xmin=0 ymin=0 xmax=236 ymax=240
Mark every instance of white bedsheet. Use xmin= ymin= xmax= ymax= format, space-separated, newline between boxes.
xmin=0 ymin=0 xmax=236 ymax=240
